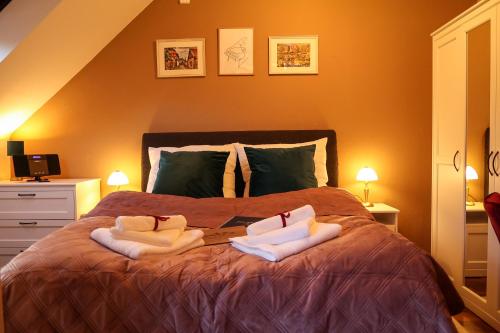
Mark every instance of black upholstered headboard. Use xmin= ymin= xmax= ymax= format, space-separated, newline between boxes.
xmin=142 ymin=130 xmax=338 ymax=195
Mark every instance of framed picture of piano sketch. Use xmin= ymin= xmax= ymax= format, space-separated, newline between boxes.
xmin=156 ymin=38 xmax=206 ymax=78
xmin=268 ymin=35 xmax=318 ymax=75
xmin=218 ymin=28 xmax=254 ymax=75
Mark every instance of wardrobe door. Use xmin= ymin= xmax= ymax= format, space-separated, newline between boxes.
xmin=464 ymin=20 xmax=491 ymax=302
xmin=432 ymin=30 xmax=466 ymax=283
xmin=489 ymin=5 xmax=500 ymax=320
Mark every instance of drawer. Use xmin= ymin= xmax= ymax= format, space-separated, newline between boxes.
xmin=0 ymin=220 xmax=69 ymax=242
xmin=385 ymin=224 xmax=397 ymax=232
xmin=0 ymin=247 xmax=26 ymax=268
xmin=0 ymin=190 xmax=75 ymax=220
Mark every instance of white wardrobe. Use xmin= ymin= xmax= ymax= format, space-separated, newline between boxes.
xmin=432 ymin=0 xmax=500 ymax=330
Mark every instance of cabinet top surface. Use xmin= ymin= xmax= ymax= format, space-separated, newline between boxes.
xmin=0 ymin=179 xmax=100 ymax=186
xmin=366 ymin=203 xmax=400 ymax=213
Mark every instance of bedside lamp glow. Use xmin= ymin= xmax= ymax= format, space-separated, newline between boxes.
xmin=107 ymin=170 xmax=129 ymax=191
xmin=356 ymin=167 xmax=378 ymax=207
xmin=465 ymin=165 xmax=478 ymax=206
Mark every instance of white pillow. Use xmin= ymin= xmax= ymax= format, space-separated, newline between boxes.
xmin=234 ymin=138 xmax=328 ymax=197
xmin=147 ymin=144 xmax=237 ymax=198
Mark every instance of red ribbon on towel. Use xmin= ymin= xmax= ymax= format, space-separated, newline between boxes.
xmin=151 ymin=216 xmax=170 ymax=231
xmin=279 ymin=212 xmax=291 ymax=228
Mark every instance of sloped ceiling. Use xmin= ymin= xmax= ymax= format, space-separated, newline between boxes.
xmin=0 ymin=0 xmax=153 ymax=139
xmin=0 ymin=0 xmax=61 ymax=62
xmin=0 ymin=0 xmax=153 ymax=179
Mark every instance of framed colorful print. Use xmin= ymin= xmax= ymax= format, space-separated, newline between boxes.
xmin=156 ymin=38 xmax=206 ymax=78
xmin=218 ymin=28 xmax=254 ymax=75
xmin=268 ymin=36 xmax=318 ymax=75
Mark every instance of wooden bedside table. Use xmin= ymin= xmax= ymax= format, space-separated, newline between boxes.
xmin=366 ymin=203 xmax=400 ymax=232
xmin=0 ymin=179 xmax=101 ymax=267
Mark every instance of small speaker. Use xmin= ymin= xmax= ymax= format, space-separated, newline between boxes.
xmin=7 ymin=141 xmax=24 ymax=156
xmin=46 ymin=154 xmax=61 ymax=175
xmin=12 ymin=155 xmax=29 ymax=177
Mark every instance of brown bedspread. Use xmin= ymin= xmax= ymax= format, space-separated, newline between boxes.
xmin=1 ymin=187 xmax=461 ymax=332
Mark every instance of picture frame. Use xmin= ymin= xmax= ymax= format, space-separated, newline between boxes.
xmin=156 ymin=38 xmax=206 ymax=78
xmin=218 ymin=28 xmax=254 ymax=75
xmin=268 ymin=36 xmax=318 ymax=75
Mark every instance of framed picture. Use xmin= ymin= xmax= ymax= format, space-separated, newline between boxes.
xmin=218 ymin=28 xmax=253 ymax=75
xmin=268 ymin=36 xmax=318 ymax=75
xmin=156 ymin=38 xmax=206 ymax=78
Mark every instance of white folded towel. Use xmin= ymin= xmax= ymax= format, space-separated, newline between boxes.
xmin=230 ymin=223 xmax=342 ymax=262
xmin=246 ymin=205 xmax=315 ymax=236
xmin=115 ymin=215 xmax=187 ymax=232
xmin=245 ymin=218 xmax=316 ymax=245
xmin=91 ymin=228 xmax=204 ymax=259
xmin=110 ymin=227 xmax=182 ymax=247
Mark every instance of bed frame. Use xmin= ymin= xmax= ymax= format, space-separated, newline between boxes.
xmin=141 ymin=130 xmax=338 ymax=196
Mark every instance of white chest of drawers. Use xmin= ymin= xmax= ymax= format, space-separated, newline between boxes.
xmin=0 ymin=179 xmax=100 ymax=267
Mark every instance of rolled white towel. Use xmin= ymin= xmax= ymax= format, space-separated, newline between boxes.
xmin=244 ymin=218 xmax=316 ymax=245
xmin=246 ymin=205 xmax=316 ymax=236
xmin=91 ymin=228 xmax=204 ymax=259
xmin=115 ymin=215 xmax=187 ymax=232
xmin=230 ymin=223 xmax=342 ymax=262
xmin=110 ymin=227 xmax=182 ymax=247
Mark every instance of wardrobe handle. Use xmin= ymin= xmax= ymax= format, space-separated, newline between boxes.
xmin=488 ymin=151 xmax=494 ymax=176
xmin=494 ymin=151 xmax=500 ymax=176
xmin=453 ymin=150 xmax=460 ymax=172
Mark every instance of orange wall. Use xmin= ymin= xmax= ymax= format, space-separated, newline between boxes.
xmin=11 ymin=0 xmax=475 ymax=250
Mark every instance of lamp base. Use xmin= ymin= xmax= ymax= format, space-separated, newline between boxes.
xmin=466 ymin=201 xmax=475 ymax=206
xmin=362 ymin=202 xmax=374 ymax=207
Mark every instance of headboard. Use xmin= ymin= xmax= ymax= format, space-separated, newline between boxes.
xmin=142 ymin=130 xmax=338 ymax=195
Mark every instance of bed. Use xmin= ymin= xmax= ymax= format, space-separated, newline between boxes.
xmin=0 ymin=130 xmax=462 ymax=332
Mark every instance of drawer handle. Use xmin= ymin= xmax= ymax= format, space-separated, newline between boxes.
xmin=17 ymin=193 xmax=36 ymax=197
xmin=18 ymin=221 xmax=38 ymax=225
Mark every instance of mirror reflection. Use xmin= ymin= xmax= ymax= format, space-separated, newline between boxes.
xmin=465 ymin=21 xmax=490 ymax=298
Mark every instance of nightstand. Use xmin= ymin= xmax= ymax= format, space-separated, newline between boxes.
xmin=465 ymin=202 xmax=488 ymax=277
xmin=366 ymin=203 xmax=400 ymax=232
xmin=0 ymin=179 xmax=101 ymax=267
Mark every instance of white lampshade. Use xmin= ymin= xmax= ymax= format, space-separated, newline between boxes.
xmin=466 ymin=165 xmax=479 ymax=181
xmin=107 ymin=170 xmax=129 ymax=186
xmin=356 ymin=167 xmax=378 ymax=182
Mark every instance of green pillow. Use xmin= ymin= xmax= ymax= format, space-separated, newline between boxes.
xmin=152 ymin=150 xmax=229 ymax=198
xmin=244 ymin=145 xmax=318 ymax=197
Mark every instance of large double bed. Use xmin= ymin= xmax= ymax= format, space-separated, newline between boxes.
xmin=0 ymin=130 xmax=462 ymax=332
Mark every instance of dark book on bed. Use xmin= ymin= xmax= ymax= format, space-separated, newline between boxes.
xmin=202 ymin=216 xmax=263 ymax=246
xmin=220 ymin=216 xmax=263 ymax=228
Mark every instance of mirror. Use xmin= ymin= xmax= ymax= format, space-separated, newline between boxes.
xmin=465 ymin=21 xmax=490 ymax=298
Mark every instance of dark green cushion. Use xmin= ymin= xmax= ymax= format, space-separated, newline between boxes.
xmin=152 ymin=150 xmax=229 ymax=198
xmin=244 ymin=145 xmax=318 ymax=197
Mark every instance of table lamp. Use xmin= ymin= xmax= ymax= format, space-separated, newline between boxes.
xmin=466 ymin=165 xmax=478 ymax=206
xmin=356 ymin=167 xmax=378 ymax=207
xmin=107 ymin=170 xmax=129 ymax=191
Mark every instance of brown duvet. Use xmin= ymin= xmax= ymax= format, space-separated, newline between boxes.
xmin=1 ymin=187 xmax=461 ymax=332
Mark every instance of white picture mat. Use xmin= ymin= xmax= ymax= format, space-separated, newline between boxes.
xmin=268 ymin=36 xmax=318 ymax=75
xmin=218 ymin=28 xmax=254 ymax=75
